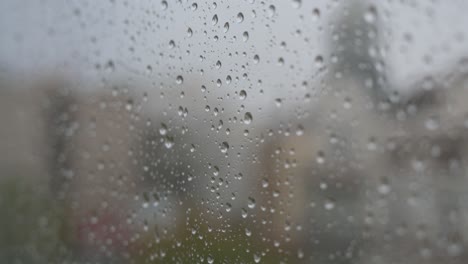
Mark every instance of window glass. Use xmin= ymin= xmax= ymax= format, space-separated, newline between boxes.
xmin=1 ymin=0 xmax=468 ymax=263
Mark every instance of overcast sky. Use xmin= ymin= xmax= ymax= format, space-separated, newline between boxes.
xmin=1 ymin=0 xmax=467 ymax=99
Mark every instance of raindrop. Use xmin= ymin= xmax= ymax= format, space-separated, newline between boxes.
xmin=297 ymin=249 xmax=304 ymax=259
xmin=425 ymin=117 xmax=439 ymax=130
xmin=207 ymin=255 xmax=214 ymax=264
xmin=247 ymin=197 xmax=256 ymax=209
xmin=316 ymin=151 xmax=325 ymax=164
xmin=277 ymin=57 xmax=285 ymax=66
xmin=275 ymin=98 xmax=282 ymax=107
xmin=236 ymin=12 xmax=244 ymax=23
xmin=212 ymin=14 xmax=218 ymax=25
xmin=291 ymin=0 xmax=302 ymax=9
xmin=364 ymin=5 xmax=377 ymax=24
xmin=161 ymin=0 xmax=168 ymax=10
xmin=146 ymin=65 xmax=153 ymax=74
xmin=343 ymin=97 xmax=352 ymax=109
xmin=324 ymin=199 xmax=335 ymax=210
xmin=168 ymin=40 xmax=175 ymax=49
xmin=241 ymin=208 xmax=248 ymax=218
xmin=159 ymin=123 xmax=168 ymax=135
xmin=239 ymin=90 xmax=247 ymax=100
xmin=312 ymin=8 xmax=320 ymax=21
xmin=243 ymin=112 xmax=253 ymax=124
xmin=220 ymin=141 xmax=229 ymax=153
xmin=125 ymin=100 xmax=133 ymax=111
xmin=268 ymin=5 xmax=276 ymax=17
xmin=253 ymin=253 xmax=261 ymax=263
xmin=296 ymin=125 xmax=304 ymax=136
xmin=315 ymin=55 xmax=324 ymax=68
xmin=261 ymin=178 xmax=269 ymax=188
xmin=378 ymin=182 xmax=391 ymax=195
xmin=365 ymin=137 xmax=376 ymax=151
xmin=253 ymin=54 xmax=260 ymax=64
xmin=242 ymin=31 xmax=249 ymax=42
xmin=164 ymin=136 xmax=174 ymax=149
xmin=176 ymin=75 xmax=184 ymax=84
xmin=105 ymin=60 xmax=115 ymax=73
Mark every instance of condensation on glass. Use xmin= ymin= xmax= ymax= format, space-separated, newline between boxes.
xmin=1 ymin=0 xmax=468 ymax=263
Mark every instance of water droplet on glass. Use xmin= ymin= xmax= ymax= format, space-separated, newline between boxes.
xmin=316 ymin=151 xmax=325 ymax=164
xmin=244 ymin=112 xmax=253 ymax=124
xmin=296 ymin=125 xmax=304 ymax=136
xmin=105 ymin=60 xmax=115 ymax=73
xmin=239 ymin=90 xmax=247 ymax=100
xmin=275 ymin=98 xmax=282 ymax=107
xmin=378 ymin=182 xmax=391 ymax=195
xmin=168 ymin=40 xmax=175 ymax=49
xmin=241 ymin=208 xmax=248 ymax=218
xmin=159 ymin=123 xmax=168 ymax=135
xmin=176 ymin=75 xmax=184 ymax=84
xmin=236 ymin=12 xmax=244 ymax=23
xmin=125 ymin=100 xmax=133 ymax=111
xmin=343 ymin=97 xmax=352 ymax=109
xmin=324 ymin=199 xmax=335 ymax=210
xmin=247 ymin=197 xmax=256 ymax=209
xmin=367 ymin=137 xmax=377 ymax=151
xmin=242 ymin=31 xmax=249 ymax=42
xmin=425 ymin=117 xmax=439 ymax=131
xmin=207 ymin=255 xmax=214 ymax=264
xmin=268 ymin=5 xmax=276 ymax=17
xmin=212 ymin=14 xmax=218 ymax=25
xmin=262 ymin=178 xmax=269 ymax=188
xmin=315 ymin=55 xmax=324 ymax=68
xmin=164 ymin=136 xmax=174 ymax=149
xmin=277 ymin=57 xmax=285 ymax=66
xmin=220 ymin=141 xmax=229 ymax=153
xmin=161 ymin=0 xmax=168 ymax=10
xmin=364 ymin=5 xmax=377 ymax=24
xmin=291 ymin=0 xmax=302 ymax=9
xmin=297 ymin=249 xmax=304 ymax=259
xmin=253 ymin=54 xmax=260 ymax=64
xmin=312 ymin=8 xmax=321 ymax=21
xmin=253 ymin=253 xmax=261 ymax=263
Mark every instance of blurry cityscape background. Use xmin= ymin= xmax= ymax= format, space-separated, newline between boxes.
xmin=2 ymin=0 xmax=468 ymax=263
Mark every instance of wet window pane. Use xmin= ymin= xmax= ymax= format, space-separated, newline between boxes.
xmin=2 ymin=0 xmax=468 ymax=263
